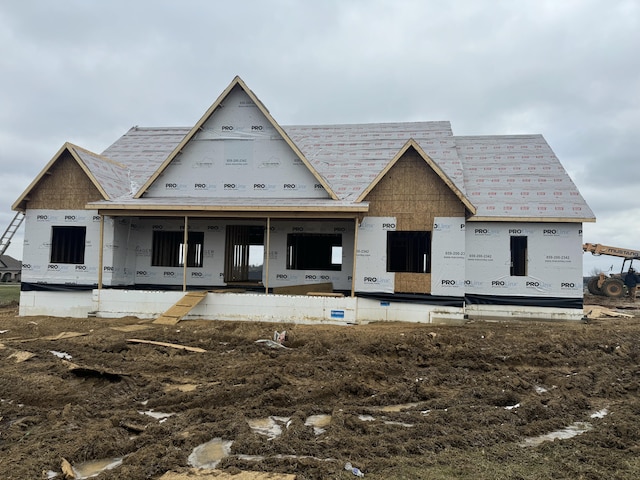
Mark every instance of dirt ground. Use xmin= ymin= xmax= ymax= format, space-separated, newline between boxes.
xmin=2 ymin=295 xmax=640 ymax=479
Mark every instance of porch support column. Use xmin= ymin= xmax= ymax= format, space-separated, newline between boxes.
xmin=351 ymin=216 xmax=359 ymax=297
xmin=98 ymin=214 xmax=104 ymax=291
xmin=265 ymin=217 xmax=271 ymax=294
xmin=182 ymin=216 xmax=189 ymax=292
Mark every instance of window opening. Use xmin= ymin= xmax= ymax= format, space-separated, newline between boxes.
xmin=286 ymin=233 xmax=342 ymax=271
xmin=152 ymin=231 xmax=204 ymax=267
xmin=510 ymin=236 xmax=528 ymax=276
xmin=387 ymin=231 xmax=431 ymax=273
xmin=50 ymin=226 xmax=86 ymax=264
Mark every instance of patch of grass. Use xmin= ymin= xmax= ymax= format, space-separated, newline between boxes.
xmin=0 ymin=283 xmax=20 ymax=306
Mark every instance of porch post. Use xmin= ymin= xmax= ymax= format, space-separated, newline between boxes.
xmin=351 ymin=216 xmax=359 ymax=297
xmin=265 ymin=217 xmax=271 ymax=294
xmin=182 ymin=216 xmax=188 ymax=292
xmin=98 ymin=214 xmax=104 ymax=290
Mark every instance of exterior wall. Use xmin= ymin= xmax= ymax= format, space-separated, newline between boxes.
xmin=144 ymin=85 xmax=328 ymax=199
xmin=359 ymin=148 xmax=466 ymax=294
xmin=1 ymin=271 xmax=20 ymax=282
xmin=115 ymin=217 xmax=355 ymax=290
xmin=21 ymin=209 xmax=101 ymax=286
xmin=107 ymin=217 xmax=136 ymax=285
xmin=430 ymin=217 xmax=467 ymax=296
xmin=267 ymin=220 xmax=354 ymax=291
xmin=465 ymin=221 xmax=583 ymax=298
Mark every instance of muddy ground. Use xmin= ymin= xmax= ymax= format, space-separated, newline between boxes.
xmin=2 ymin=295 xmax=640 ymax=479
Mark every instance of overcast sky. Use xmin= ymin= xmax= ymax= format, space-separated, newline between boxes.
xmin=1 ymin=0 xmax=639 ymax=275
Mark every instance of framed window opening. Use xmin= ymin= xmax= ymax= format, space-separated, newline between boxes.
xmin=387 ymin=231 xmax=431 ymax=273
xmin=286 ymin=233 xmax=342 ymax=271
xmin=152 ymin=231 xmax=204 ymax=268
xmin=510 ymin=236 xmax=528 ymax=276
xmin=50 ymin=226 xmax=86 ymax=264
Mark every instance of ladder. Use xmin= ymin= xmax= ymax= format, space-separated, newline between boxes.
xmin=0 ymin=212 xmax=25 ymax=257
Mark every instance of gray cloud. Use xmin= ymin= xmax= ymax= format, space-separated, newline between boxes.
xmin=1 ymin=0 xmax=638 ymax=273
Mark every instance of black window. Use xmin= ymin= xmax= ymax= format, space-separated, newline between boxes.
xmin=286 ymin=233 xmax=342 ymax=271
xmin=387 ymin=231 xmax=431 ymax=273
xmin=152 ymin=231 xmax=204 ymax=267
xmin=510 ymin=236 xmax=528 ymax=276
xmin=50 ymin=226 xmax=86 ymax=264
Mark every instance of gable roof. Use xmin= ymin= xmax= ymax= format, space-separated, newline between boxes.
xmin=12 ymin=142 xmax=128 ymax=211
xmin=13 ymin=77 xmax=595 ymax=223
xmin=83 ymin=122 xmax=595 ymax=222
xmin=134 ymin=76 xmax=339 ymax=200
xmin=355 ymin=139 xmax=476 ymax=213
xmin=283 ymin=121 xmax=466 ymax=202
xmin=0 ymin=254 xmax=21 ymax=270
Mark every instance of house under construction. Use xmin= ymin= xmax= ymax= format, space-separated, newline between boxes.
xmin=12 ymin=76 xmax=595 ymax=323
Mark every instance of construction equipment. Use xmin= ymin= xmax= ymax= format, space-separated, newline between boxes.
xmin=583 ymin=243 xmax=640 ymax=297
xmin=0 ymin=212 xmax=25 ymax=257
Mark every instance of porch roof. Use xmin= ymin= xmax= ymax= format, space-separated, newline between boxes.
xmin=87 ymin=196 xmax=369 ymax=216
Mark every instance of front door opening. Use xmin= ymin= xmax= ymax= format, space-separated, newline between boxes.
xmin=510 ymin=236 xmax=528 ymax=277
xmin=224 ymin=225 xmax=264 ymax=283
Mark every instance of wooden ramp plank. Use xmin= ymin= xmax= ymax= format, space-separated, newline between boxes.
xmin=153 ymin=291 xmax=208 ymax=325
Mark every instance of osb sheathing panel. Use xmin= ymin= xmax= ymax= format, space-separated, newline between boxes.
xmin=26 ymin=152 xmax=103 ymax=210
xmin=395 ymin=272 xmax=431 ymax=294
xmin=364 ymin=148 xmax=465 ymax=294
xmin=364 ymin=148 xmax=465 ymax=231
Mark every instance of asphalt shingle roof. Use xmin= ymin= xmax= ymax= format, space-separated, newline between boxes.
xmin=87 ymin=122 xmax=594 ymax=221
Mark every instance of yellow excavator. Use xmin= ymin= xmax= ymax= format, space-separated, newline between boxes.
xmin=583 ymin=243 xmax=640 ymax=297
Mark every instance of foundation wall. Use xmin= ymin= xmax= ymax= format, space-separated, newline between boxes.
xmin=18 ymin=290 xmax=583 ymax=323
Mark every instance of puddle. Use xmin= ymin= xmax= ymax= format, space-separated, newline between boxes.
xmin=591 ymin=408 xmax=608 ymax=419
xmin=520 ymin=409 xmax=609 ymax=447
xmin=72 ymin=457 xmax=123 ymax=479
xmin=305 ymin=414 xmax=332 ymax=435
xmin=384 ymin=420 xmax=414 ymax=427
xmin=247 ymin=416 xmax=290 ymax=440
xmin=376 ymin=402 xmax=422 ymax=412
xmin=188 ymin=438 xmax=233 ymax=469
xmin=139 ymin=410 xmax=175 ymax=422
xmin=519 ymin=422 xmax=593 ymax=447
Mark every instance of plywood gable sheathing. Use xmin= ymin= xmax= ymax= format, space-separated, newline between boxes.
xmin=15 ymin=147 xmax=105 ymax=210
xmin=363 ymin=145 xmax=467 ymax=230
xmin=12 ymin=143 xmax=111 ymax=211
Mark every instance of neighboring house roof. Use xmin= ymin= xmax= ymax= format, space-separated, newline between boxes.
xmin=14 ymin=76 xmax=595 ymax=223
xmin=0 ymin=255 xmax=22 ymax=270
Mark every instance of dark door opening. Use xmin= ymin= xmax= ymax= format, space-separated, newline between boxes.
xmin=224 ymin=225 xmax=264 ymax=283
